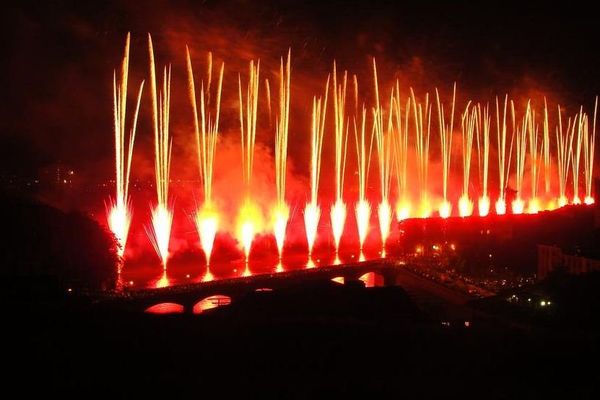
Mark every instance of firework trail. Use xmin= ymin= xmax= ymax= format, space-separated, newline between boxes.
xmin=527 ymin=106 xmax=542 ymax=213
xmin=372 ymin=59 xmax=393 ymax=249
xmin=304 ymin=76 xmax=329 ymax=257
xmin=512 ymin=101 xmax=530 ymax=214
xmin=436 ymin=84 xmax=457 ymax=218
xmin=583 ymin=97 xmax=597 ymax=204
xmin=354 ymin=103 xmax=372 ymax=252
xmin=556 ymin=107 xmax=574 ymax=207
xmin=238 ymin=59 xmax=261 ymax=268
xmin=411 ymin=88 xmax=432 ymax=217
xmin=475 ymin=103 xmax=491 ymax=216
xmin=187 ymin=48 xmax=224 ymax=279
xmin=392 ymin=83 xmax=411 ymax=220
xmin=272 ymin=50 xmax=291 ymax=261
xmin=459 ymin=102 xmax=475 ymax=217
xmin=495 ymin=95 xmax=514 ymax=215
xmin=330 ymin=63 xmax=349 ymax=256
xmin=108 ymin=33 xmax=144 ymax=262
xmin=146 ymin=34 xmax=173 ymax=269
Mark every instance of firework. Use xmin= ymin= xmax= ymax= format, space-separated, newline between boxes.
xmin=527 ymin=106 xmax=542 ymax=214
xmin=272 ymin=50 xmax=291 ymax=260
xmin=436 ymin=84 xmax=457 ymax=218
xmin=392 ymin=82 xmax=411 ymax=220
xmin=304 ymin=76 xmax=329 ymax=256
xmin=330 ymin=63 xmax=349 ymax=254
xmin=583 ymin=98 xmax=597 ymax=204
xmin=459 ymin=102 xmax=475 ymax=217
xmin=238 ymin=59 xmax=261 ymax=266
xmin=187 ymin=49 xmax=224 ymax=278
xmin=495 ymin=95 xmax=514 ymax=215
xmin=475 ymin=103 xmax=491 ymax=216
xmin=570 ymin=108 xmax=584 ymax=205
xmin=411 ymin=88 xmax=432 ymax=217
xmin=556 ymin=107 xmax=573 ymax=207
xmin=512 ymin=101 xmax=529 ymax=214
xmin=372 ymin=59 xmax=393 ymax=247
xmin=108 ymin=33 xmax=144 ymax=262
xmin=542 ymin=98 xmax=552 ymax=198
xmin=354 ymin=103 xmax=372 ymax=251
xmin=146 ymin=34 xmax=173 ymax=269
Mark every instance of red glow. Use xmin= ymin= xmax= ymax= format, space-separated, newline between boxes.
xmin=303 ymin=202 xmax=320 ymax=255
xmin=331 ymin=199 xmax=347 ymax=253
xmin=192 ymin=295 xmax=231 ymax=314
xmin=145 ymin=303 xmax=184 ymax=314
xmin=439 ymin=200 xmax=452 ymax=219
xmin=527 ymin=198 xmax=540 ymax=214
xmin=495 ymin=198 xmax=507 ymax=215
xmin=396 ymin=201 xmax=411 ymax=221
xmin=584 ymin=196 xmax=595 ymax=205
xmin=458 ymin=195 xmax=473 ymax=217
xmin=511 ymin=198 xmax=525 ymax=214
xmin=478 ymin=196 xmax=490 ymax=217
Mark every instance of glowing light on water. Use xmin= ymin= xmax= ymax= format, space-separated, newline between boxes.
xmin=186 ymin=48 xmax=224 ymax=268
xmin=304 ymin=76 xmax=329 ymax=255
xmin=108 ymin=33 xmax=144 ymax=259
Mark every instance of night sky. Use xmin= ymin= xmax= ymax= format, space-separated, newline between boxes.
xmin=2 ymin=0 xmax=599 ymax=181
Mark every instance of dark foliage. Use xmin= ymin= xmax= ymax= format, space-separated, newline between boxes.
xmin=0 ymin=192 xmax=118 ymax=290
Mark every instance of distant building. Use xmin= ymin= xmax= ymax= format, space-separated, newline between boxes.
xmin=538 ymin=245 xmax=600 ymax=280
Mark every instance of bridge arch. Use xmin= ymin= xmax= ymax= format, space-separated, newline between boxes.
xmin=192 ymin=294 xmax=232 ymax=314
xmin=358 ymin=271 xmax=384 ymax=287
xmin=331 ymin=276 xmax=345 ymax=285
xmin=145 ymin=302 xmax=185 ymax=314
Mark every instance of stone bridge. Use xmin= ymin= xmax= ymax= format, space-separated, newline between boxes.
xmin=99 ymin=258 xmax=408 ymax=314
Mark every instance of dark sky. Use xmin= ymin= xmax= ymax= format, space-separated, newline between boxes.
xmin=2 ymin=0 xmax=600 ymax=180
